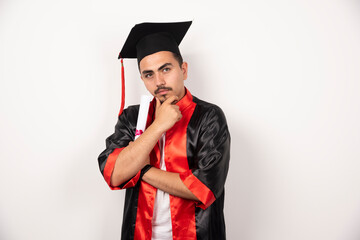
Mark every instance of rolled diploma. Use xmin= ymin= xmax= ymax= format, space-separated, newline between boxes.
xmin=134 ymin=95 xmax=153 ymax=140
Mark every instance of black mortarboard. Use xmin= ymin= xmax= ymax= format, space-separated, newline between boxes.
xmin=116 ymin=21 xmax=192 ymax=116
xmin=118 ymin=21 xmax=192 ymax=63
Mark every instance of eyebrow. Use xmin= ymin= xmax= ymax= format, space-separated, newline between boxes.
xmin=141 ymin=63 xmax=173 ymax=75
xmin=158 ymin=63 xmax=173 ymax=71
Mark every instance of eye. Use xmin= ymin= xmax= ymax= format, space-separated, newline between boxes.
xmin=163 ymin=67 xmax=171 ymax=72
xmin=144 ymin=73 xmax=153 ymax=78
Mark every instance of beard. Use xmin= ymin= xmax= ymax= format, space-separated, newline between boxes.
xmin=159 ymin=94 xmax=168 ymax=104
xmin=154 ymin=86 xmax=173 ymax=104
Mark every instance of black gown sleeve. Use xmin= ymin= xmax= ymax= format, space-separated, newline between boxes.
xmin=98 ymin=106 xmax=139 ymax=190
xmin=180 ymin=106 xmax=231 ymax=209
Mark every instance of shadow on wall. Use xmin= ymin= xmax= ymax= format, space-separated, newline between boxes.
xmin=224 ymin=120 xmax=264 ymax=239
xmin=181 ymin=53 xmax=207 ymax=99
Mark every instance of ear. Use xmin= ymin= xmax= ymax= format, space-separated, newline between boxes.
xmin=181 ymin=62 xmax=188 ymax=80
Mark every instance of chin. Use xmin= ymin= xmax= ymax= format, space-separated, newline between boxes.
xmin=158 ymin=93 xmax=176 ymax=104
xmin=159 ymin=95 xmax=167 ymax=103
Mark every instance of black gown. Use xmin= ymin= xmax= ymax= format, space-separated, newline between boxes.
xmin=98 ymin=88 xmax=231 ymax=240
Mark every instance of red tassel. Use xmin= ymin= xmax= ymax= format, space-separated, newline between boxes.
xmin=118 ymin=58 xmax=125 ymax=116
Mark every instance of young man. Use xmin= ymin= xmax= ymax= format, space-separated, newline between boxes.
xmin=98 ymin=21 xmax=231 ymax=240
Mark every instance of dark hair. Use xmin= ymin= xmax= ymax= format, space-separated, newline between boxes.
xmin=172 ymin=52 xmax=183 ymax=67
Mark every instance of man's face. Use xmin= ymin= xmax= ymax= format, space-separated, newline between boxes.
xmin=139 ymin=51 xmax=188 ymax=103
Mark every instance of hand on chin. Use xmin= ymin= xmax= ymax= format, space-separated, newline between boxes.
xmin=158 ymin=94 xmax=177 ymax=104
xmin=158 ymin=94 xmax=169 ymax=104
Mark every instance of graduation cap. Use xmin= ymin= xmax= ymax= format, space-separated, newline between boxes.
xmin=117 ymin=21 xmax=192 ymax=116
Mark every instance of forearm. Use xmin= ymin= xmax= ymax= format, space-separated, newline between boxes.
xmin=110 ymin=122 xmax=164 ymax=186
xmin=142 ymin=167 xmax=199 ymax=201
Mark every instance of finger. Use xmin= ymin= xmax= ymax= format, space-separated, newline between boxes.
xmin=172 ymin=105 xmax=181 ymax=114
xmin=164 ymin=95 xmax=179 ymax=105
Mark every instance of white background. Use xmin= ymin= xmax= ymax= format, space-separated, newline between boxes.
xmin=1 ymin=0 xmax=360 ymax=239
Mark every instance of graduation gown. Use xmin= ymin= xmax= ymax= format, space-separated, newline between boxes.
xmin=98 ymin=88 xmax=231 ymax=240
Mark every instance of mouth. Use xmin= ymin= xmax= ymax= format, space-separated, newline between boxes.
xmin=157 ymin=89 xmax=169 ymax=95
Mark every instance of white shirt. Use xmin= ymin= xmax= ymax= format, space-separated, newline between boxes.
xmin=151 ymin=134 xmax=173 ymax=240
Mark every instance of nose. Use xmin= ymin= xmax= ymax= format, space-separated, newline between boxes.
xmin=155 ymin=73 xmax=166 ymax=86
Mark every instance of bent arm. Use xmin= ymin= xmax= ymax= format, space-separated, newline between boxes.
xmin=142 ymin=167 xmax=199 ymax=201
xmin=110 ymin=122 xmax=163 ymax=186
xmin=111 ymin=95 xmax=182 ymax=187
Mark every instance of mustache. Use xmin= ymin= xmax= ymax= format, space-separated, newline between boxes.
xmin=154 ymin=86 xmax=172 ymax=94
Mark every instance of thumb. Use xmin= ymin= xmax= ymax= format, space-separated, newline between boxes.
xmin=155 ymin=97 xmax=161 ymax=118
xmin=155 ymin=97 xmax=161 ymax=110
